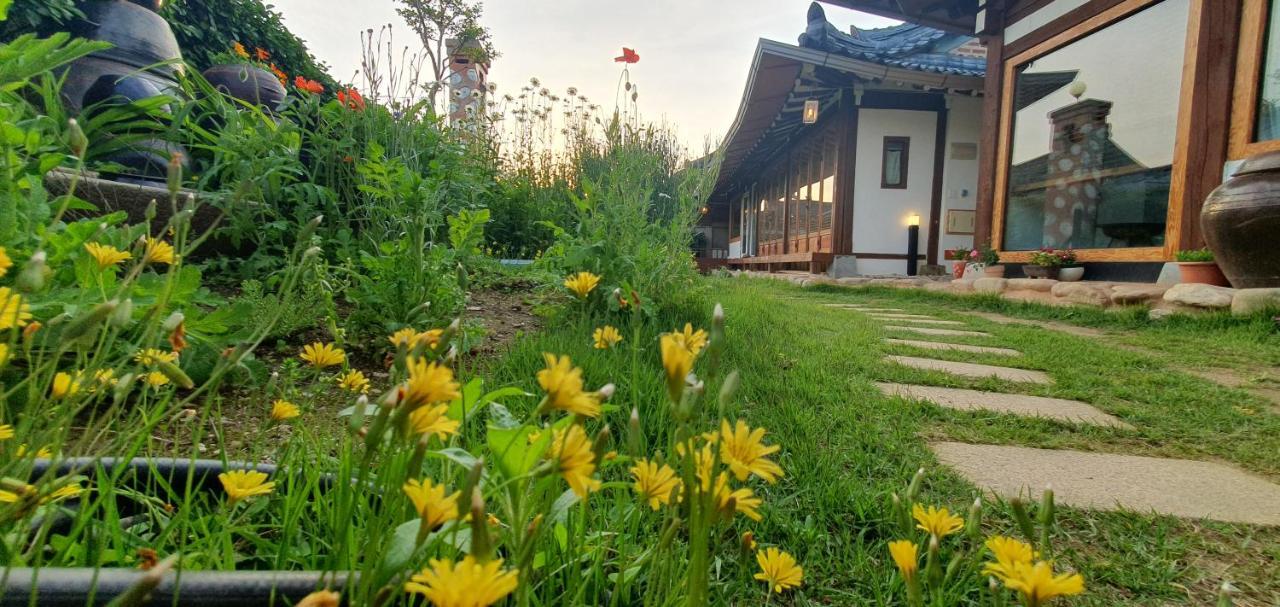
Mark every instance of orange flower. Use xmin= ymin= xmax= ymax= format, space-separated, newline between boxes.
xmin=338 ymin=88 xmax=365 ymax=111
xmin=232 ymin=42 xmax=249 ymax=59
xmin=269 ymin=64 xmax=287 ymax=86
xmin=254 ymin=47 xmax=271 ymax=62
xmin=295 ymin=76 xmax=324 ymax=95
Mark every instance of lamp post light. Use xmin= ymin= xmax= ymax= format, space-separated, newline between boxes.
xmin=802 ymin=99 xmax=819 ymax=125
xmin=906 ymin=213 xmax=921 ymax=276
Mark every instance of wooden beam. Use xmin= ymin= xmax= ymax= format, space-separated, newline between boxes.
xmin=927 ymin=105 xmax=949 ymax=265
xmin=974 ymin=32 xmax=1004 ymax=245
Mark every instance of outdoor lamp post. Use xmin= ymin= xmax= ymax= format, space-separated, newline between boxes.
xmin=906 ymin=213 xmax=920 ymax=276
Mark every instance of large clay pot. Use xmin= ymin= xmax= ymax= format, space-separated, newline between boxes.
xmin=1202 ymin=151 xmax=1280 ymax=287
xmin=203 ymin=65 xmax=288 ymax=110
xmin=983 ymin=264 xmax=1006 ymax=278
xmin=60 ymin=0 xmax=185 ymax=114
xmin=1177 ymin=262 xmax=1230 ymax=286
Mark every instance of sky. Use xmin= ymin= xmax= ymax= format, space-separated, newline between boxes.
xmin=268 ymin=0 xmax=898 ymax=152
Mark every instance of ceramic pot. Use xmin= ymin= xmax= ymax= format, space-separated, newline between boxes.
xmin=983 ymin=264 xmax=1006 ymax=278
xmin=1201 ymin=150 xmax=1280 ymax=287
xmin=1177 ymin=262 xmax=1230 ymax=286
xmin=1057 ymin=266 xmax=1085 ymax=282
xmin=203 ymin=65 xmax=289 ymax=110
xmin=1022 ymin=265 xmax=1059 ymax=279
xmin=61 ymin=1 xmax=184 ymax=113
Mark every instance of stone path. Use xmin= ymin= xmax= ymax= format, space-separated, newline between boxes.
xmin=886 ymin=325 xmax=990 ymax=337
xmin=868 ymin=316 xmax=965 ymax=326
xmin=877 ymin=382 xmax=1129 ymax=428
xmin=883 ymin=338 xmax=1020 ymax=356
xmin=865 ymin=313 xmax=938 ymax=320
xmin=886 ymin=355 xmax=1053 ymax=384
xmin=931 ymin=442 xmax=1280 ymax=526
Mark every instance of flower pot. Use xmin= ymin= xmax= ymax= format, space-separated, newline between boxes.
xmin=1057 ymin=266 xmax=1085 ymax=282
xmin=951 ymin=261 xmax=966 ymax=279
xmin=203 ymin=64 xmax=289 ymax=110
xmin=983 ymin=264 xmax=1006 ymax=278
xmin=1021 ymin=265 xmax=1059 ymax=280
xmin=1177 ymin=261 xmax=1230 ymax=286
xmin=1201 ymin=150 xmax=1280 ymax=287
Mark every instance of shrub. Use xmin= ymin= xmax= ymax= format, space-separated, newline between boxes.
xmin=1175 ymin=248 xmax=1214 ymax=262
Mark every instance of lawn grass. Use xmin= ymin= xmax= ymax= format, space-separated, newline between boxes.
xmin=479 ymin=276 xmax=1280 ymax=605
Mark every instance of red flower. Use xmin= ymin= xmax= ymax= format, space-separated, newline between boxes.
xmin=254 ymin=48 xmax=271 ymax=62
xmin=337 ymin=87 xmax=365 ymax=111
xmin=294 ymin=76 xmax=324 ymax=95
xmin=614 ymin=47 xmax=640 ymax=64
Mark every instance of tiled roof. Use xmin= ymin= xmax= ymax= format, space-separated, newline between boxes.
xmin=797 ymin=2 xmax=986 ymax=77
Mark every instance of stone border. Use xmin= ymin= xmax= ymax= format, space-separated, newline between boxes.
xmin=736 ymin=271 xmax=1280 ymax=318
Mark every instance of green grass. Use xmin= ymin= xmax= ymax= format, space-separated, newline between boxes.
xmin=480 ymin=276 xmax=1280 ymax=605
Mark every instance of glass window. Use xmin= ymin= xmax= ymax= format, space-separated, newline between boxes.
xmin=882 ymin=137 xmax=909 ymax=189
xmin=1258 ymin=0 xmax=1280 ymax=141
xmin=1002 ymin=0 xmax=1189 ymax=251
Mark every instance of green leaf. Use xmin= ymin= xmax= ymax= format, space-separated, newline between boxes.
xmin=446 ymin=381 xmax=529 ymax=422
xmin=378 ymin=519 xmax=421 ymax=580
xmin=548 ymin=488 xmax=580 ymax=524
xmin=0 ymin=0 xmax=12 ymax=22
xmin=428 ymin=447 xmax=480 ymax=471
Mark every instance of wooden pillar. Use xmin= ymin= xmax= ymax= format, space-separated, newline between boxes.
xmin=832 ymin=98 xmax=859 ymax=255
xmin=926 ymin=103 xmax=949 ymax=265
xmin=974 ymin=30 xmax=1005 ymax=247
xmin=782 ymin=148 xmax=792 ymax=254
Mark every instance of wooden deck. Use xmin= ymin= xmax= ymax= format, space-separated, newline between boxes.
xmin=727 ymin=252 xmax=833 ymax=273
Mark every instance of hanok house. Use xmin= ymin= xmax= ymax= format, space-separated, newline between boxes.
xmin=700 ymin=2 xmax=987 ymax=276
xmin=799 ymin=0 xmax=1274 ymax=280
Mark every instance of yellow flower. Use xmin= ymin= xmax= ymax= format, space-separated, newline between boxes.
xmin=713 ymin=472 xmax=762 ymax=521
xmin=0 ymin=343 xmax=8 ymax=367
xmin=271 ymin=399 xmax=300 ymax=421
xmin=143 ymin=237 xmax=177 ymax=265
xmin=387 ymin=327 xmax=443 ymax=350
xmin=563 ymin=271 xmax=600 ymax=299
xmin=0 ymin=489 xmax=21 ymax=503
xmin=300 ymin=342 xmax=345 ymax=368
xmin=408 ymin=403 xmax=461 ymax=439
xmin=402 ymin=357 xmax=461 ymax=409
xmin=1001 ymin=561 xmax=1085 ymax=604
xmin=134 ymin=348 xmax=179 ymax=366
xmin=0 ymin=424 xmax=13 ymax=440
xmin=983 ymin=536 xmax=1037 ymax=582
xmin=549 ymin=425 xmax=600 ymax=498
xmin=0 ymin=287 xmax=32 ymax=331
xmin=592 ymin=325 xmax=622 ymax=349
xmin=404 ymin=556 xmax=519 ymax=606
xmin=336 ymin=369 xmax=371 ymax=393
xmin=41 ymin=483 xmax=83 ymax=504
xmin=232 ymin=41 xmax=250 ymax=59
xmin=536 ymin=353 xmax=600 ymax=418
xmin=888 ymin=540 xmax=919 ymax=580
xmin=0 ymin=247 xmax=11 ymax=277
xmin=913 ymin=503 xmax=964 ymax=539
xmin=145 ymin=371 xmax=170 ymax=387
xmin=402 ymin=478 xmax=460 ymax=531
xmin=630 ymin=459 xmax=682 ymax=510
xmin=51 ymin=372 xmax=80 ymax=399
xmin=659 ymin=333 xmax=694 ymax=402
xmin=742 ymin=531 xmax=758 ymax=552
xmin=670 ymin=323 xmax=708 ymax=356
xmin=84 ymin=242 xmax=132 ymax=270
xmin=754 ymin=547 xmax=803 ymax=593
xmin=219 ymin=470 xmax=275 ymax=503
xmin=92 ymin=368 xmax=116 ymax=387
xmin=718 ymin=419 xmax=783 ymax=483
xmin=296 ymin=590 xmax=341 ymax=607
xmin=16 ymin=444 xmax=52 ymax=458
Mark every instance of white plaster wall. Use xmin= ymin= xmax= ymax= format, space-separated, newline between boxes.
xmin=851 ymin=109 xmax=938 ymax=266
xmin=855 ymin=258 xmax=911 ymax=276
xmin=937 ymin=96 xmax=982 ymax=261
xmin=1003 ymin=0 xmax=1091 ymax=43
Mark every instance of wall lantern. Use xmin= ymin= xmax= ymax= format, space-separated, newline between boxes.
xmin=802 ymin=99 xmax=819 ymax=125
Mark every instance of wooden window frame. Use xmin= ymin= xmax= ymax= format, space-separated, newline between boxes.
xmin=880 ymin=136 xmax=910 ymax=189
xmin=1230 ymin=0 xmax=1280 ymax=159
xmin=991 ymin=0 xmax=1206 ymax=263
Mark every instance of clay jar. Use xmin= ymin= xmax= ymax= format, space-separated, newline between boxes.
xmin=203 ymin=65 xmax=289 ymax=111
xmin=1202 ymin=151 xmax=1280 ymax=288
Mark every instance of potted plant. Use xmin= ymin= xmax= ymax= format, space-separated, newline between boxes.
xmin=1175 ymin=248 xmax=1230 ymax=286
xmin=944 ymin=249 xmax=967 ymax=279
xmin=970 ymin=242 xmax=1003 ymax=278
xmin=1057 ymin=249 xmax=1084 ymax=282
xmin=201 ymin=42 xmax=289 ymax=110
xmin=1023 ymin=248 xmax=1079 ymax=280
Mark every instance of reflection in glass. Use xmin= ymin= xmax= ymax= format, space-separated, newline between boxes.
xmin=1002 ymin=0 xmax=1188 ymax=251
xmin=1258 ymin=0 xmax=1280 ymax=141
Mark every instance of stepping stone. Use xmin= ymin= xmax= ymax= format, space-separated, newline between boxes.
xmin=864 ymin=313 xmax=939 ymax=319
xmin=885 ymin=355 xmax=1052 ymax=384
xmin=884 ymin=339 xmax=1020 ymax=357
xmin=931 ymin=442 xmax=1280 ymax=526
xmin=876 ymin=382 xmax=1129 ymax=428
xmin=853 ymin=308 xmax=908 ymax=313
xmin=869 ymin=316 xmax=965 ymax=326
xmin=971 ymin=312 xmax=1107 ymax=339
xmin=886 ymin=325 xmax=991 ymax=338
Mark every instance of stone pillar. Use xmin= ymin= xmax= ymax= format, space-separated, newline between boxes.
xmin=1043 ymin=99 xmax=1111 ymax=247
xmin=445 ymin=38 xmax=489 ymax=127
